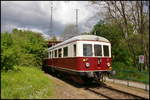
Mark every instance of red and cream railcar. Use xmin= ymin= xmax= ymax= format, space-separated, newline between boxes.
xmin=43 ymin=35 xmax=112 ymax=83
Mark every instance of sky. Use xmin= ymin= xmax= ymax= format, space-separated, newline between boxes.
xmin=1 ymin=1 xmax=104 ymax=40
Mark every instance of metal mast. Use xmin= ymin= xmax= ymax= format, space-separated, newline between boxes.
xmin=50 ymin=2 xmax=53 ymax=37
xmin=75 ymin=9 xmax=79 ymax=34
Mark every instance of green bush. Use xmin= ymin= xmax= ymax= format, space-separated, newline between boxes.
xmin=112 ymin=62 xmax=149 ymax=84
xmin=1 ymin=29 xmax=47 ymax=71
xmin=1 ymin=48 xmax=17 ymax=70
xmin=91 ymin=20 xmax=133 ymax=66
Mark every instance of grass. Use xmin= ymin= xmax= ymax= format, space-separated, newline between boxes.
xmin=1 ymin=66 xmax=55 ymax=99
xmin=111 ymin=62 xmax=149 ymax=84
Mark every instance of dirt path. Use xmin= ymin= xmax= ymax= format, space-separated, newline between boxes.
xmin=45 ymin=73 xmax=149 ymax=99
xmin=45 ymin=73 xmax=104 ymax=99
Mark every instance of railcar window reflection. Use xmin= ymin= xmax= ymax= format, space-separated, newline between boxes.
xmin=52 ymin=51 xmax=54 ymax=58
xmin=51 ymin=51 xmax=53 ymax=58
xmin=63 ymin=47 xmax=68 ymax=57
xmin=73 ymin=44 xmax=76 ymax=57
xmin=103 ymin=45 xmax=109 ymax=57
xmin=49 ymin=51 xmax=51 ymax=58
xmin=83 ymin=44 xmax=92 ymax=56
xmin=54 ymin=50 xmax=57 ymax=58
xmin=58 ymin=48 xmax=62 ymax=57
xmin=94 ymin=44 xmax=102 ymax=56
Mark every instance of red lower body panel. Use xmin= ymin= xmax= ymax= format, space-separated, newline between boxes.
xmin=44 ymin=57 xmax=112 ymax=72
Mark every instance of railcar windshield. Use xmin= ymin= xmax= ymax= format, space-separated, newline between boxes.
xmin=94 ymin=44 xmax=102 ymax=56
xmin=103 ymin=45 xmax=109 ymax=57
xmin=83 ymin=44 xmax=92 ymax=56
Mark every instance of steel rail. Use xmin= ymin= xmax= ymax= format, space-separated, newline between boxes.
xmin=85 ymin=86 xmax=147 ymax=99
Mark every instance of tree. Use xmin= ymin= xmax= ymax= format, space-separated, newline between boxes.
xmin=91 ymin=20 xmax=132 ymax=65
xmin=61 ymin=24 xmax=79 ymax=41
xmin=80 ymin=32 xmax=90 ymax=35
xmin=1 ymin=29 xmax=47 ymax=70
xmin=90 ymin=1 xmax=149 ymax=70
xmin=49 ymin=35 xmax=57 ymax=42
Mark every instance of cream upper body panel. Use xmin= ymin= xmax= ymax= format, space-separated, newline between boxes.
xmin=48 ymin=35 xmax=110 ymax=51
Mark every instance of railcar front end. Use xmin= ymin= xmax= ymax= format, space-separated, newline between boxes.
xmin=43 ymin=35 xmax=112 ymax=84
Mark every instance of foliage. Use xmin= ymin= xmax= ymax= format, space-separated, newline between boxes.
xmin=1 ymin=66 xmax=54 ymax=99
xmin=49 ymin=35 xmax=57 ymax=42
xmin=91 ymin=19 xmax=149 ymax=83
xmin=61 ymin=24 xmax=78 ymax=41
xmin=91 ymin=21 xmax=132 ymax=66
xmin=1 ymin=29 xmax=47 ymax=70
xmin=1 ymin=33 xmax=17 ymax=70
xmin=105 ymin=1 xmax=149 ymax=69
xmin=112 ymin=62 xmax=149 ymax=84
xmin=90 ymin=1 xmax=149 ymax=70
xmin=80 ymin=32 xmax=90 ymax=35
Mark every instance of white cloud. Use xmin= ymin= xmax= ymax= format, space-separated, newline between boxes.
xmin=1 ymin=1 xmax=105 ymax=36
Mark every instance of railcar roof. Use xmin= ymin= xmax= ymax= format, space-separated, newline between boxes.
xmin=48 ymin=35 xmax=109 ymax=50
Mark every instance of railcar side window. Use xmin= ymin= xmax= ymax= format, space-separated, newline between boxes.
xmin=73 ymin=44 xmax=76 ymax=57
xmin=51 ymin=51 xmax=53 ymax=58
xmin=52 ymin=51 xmax=54 ymax=58
xmin=49 ymin=51 xmax=51 ymax=58
xmin=83 ymin=44 xmax=92 ymax=56
xmin=54 ymin=50 xmax=57 ymax=58
xmin=63 ymin=47 xmax=68 ymax=57
xmin=94 ymin=44 xmax=102 ymax=56
xmin=58 ymin=48 xmax=62 ymax=57
xmin=103 ymin=45 xmax=109 ymax=57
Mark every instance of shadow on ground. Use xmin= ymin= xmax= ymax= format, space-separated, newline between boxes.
xmin=45 ymin=71 xmax=107 ymax=89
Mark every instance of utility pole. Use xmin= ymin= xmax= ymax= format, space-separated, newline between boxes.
xmin=50 ymin=2 xmax=53 ymax=37
xmin=75 ymin=9 xmax=79 ymax=34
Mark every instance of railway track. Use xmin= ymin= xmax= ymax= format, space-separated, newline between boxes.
xmin=85 ymin=85 xmax=147 ymax=99
xmin=47 ymin=72 xmax=148 ymax=99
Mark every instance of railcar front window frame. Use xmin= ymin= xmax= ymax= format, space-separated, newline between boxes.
xmin=94 ymin=44 xmax=102 ymax=57
xmin=83 ymin=44 xmax=93 ymax=57
xmin=103 ymin=45 xmax=109 ymax=57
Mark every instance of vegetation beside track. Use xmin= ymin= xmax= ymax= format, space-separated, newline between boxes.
xmin=1 ymin=66 xmax=55 ymax=99
xmin=91 ymin=20 xmax=149 ymax=84
xmin=1 ymin=29 xmax=47 ymax=70
xmin=1 ymin=29 xmax=57 ymax=99
xmin=111 ymin=62 xmax=149 ymax=84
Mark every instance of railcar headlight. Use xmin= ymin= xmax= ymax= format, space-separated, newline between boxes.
xmin=85 ymin=62 xmax=90 ymax=67
xmin=109 ymin=67 xmax=112 ymax=70
xmin=107 ymin=62 xmax=111 ymax=67
xmin=83 ymin=58 xmax=88 ymax=62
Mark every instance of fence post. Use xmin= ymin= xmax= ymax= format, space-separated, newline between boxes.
xmin=127 ymin=80 xmax=129 ymax=87
xmin=145 ymin=81 xmax=147 ymax=91
xmin=127 ymin=74 xmax=129 ymax=87
xmin=113 ymin=78 xmax=115 ymax=83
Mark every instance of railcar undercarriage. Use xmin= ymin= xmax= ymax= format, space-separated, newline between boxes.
xmin=42 ymin=65 xmax=111 ymax=84
xmin=80 ymin=71 xmax=111 ymax=84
